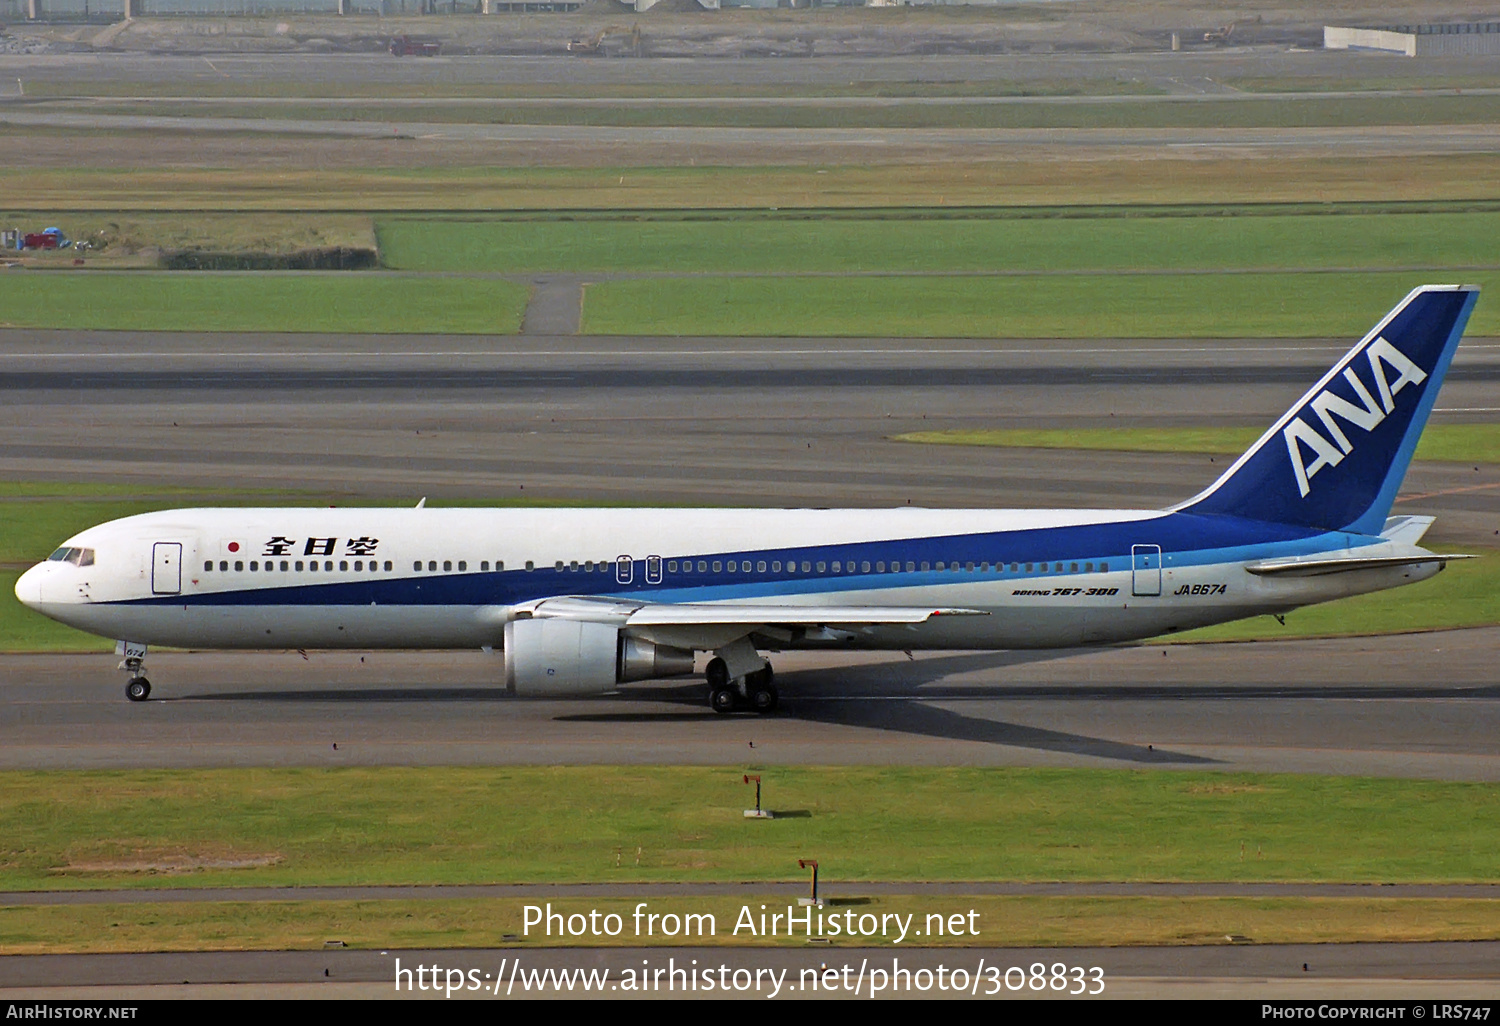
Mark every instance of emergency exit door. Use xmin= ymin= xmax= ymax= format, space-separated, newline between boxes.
xmin=152 ymin=542 xmax=182 ymax=595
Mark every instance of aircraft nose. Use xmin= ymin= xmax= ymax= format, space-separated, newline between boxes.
xmin=14 ymin=563 xmax=46 ymax=608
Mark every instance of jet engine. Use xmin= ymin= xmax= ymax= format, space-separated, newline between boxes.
xmin=503 ymin=617 xmax=694 ymax=696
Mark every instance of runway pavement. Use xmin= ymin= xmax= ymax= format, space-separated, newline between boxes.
xmin=3 ymin=51 xmax=1497 ymax=166
xmin=3 ymin=629 xmax=1497 ymax=777
xmin=1 ymin=330 xmax=1495 ymax=545
xmin=4 ymin=109 xmax=1497 ymax=162
xmin=3 ymin=943 xmax=1499 ymax=999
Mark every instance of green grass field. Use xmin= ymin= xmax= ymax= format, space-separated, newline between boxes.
xmin=4 ymin=767 xmax=1499 ymax=892
xmin=0 ymin=274 xmax=528 ymax=334
xmin=580 ymin=272 xmax=1500 ymax=338
xmin=378 ymin=210 xmax=1500 ymax=274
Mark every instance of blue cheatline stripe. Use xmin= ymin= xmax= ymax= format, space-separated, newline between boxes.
xmin=113 ymin=511 xmax=1366 ymax=609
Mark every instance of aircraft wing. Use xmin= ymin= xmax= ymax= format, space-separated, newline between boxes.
xmin=1244 ymin=553 xmax=1475 ymax=577
xmin=517 ymin=595 xmax=986 ymax=627
xmin=509 ymin=595 xmax=986 ymax=649
xmin=621 ymin=604 xmax=986 ymax=627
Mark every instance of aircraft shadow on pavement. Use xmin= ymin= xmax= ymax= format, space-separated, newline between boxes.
xmin=579 ymin=651 xmax=1219 ymax=765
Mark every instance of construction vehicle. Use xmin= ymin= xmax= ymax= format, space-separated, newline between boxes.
xmin=567 ymin=23 xmax=642 ymax=57
xmin=389 ymin=35 xmax=442 ymax=57
xmin=1204 ymin=16 xmax=1259 ymax=45
xmin=20 ymin=227 xmax=68 ymax=250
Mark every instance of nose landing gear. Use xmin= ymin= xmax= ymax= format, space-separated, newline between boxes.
xmin=117 ymin=641 xmax=151 ymax=702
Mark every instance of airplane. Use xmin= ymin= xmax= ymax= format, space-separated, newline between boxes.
xmin=15 ymin=284 xmax=1480 ymax=711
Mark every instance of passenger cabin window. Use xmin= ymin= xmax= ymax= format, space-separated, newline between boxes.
xmin=458 ymin=561 xmax=467 ymax=571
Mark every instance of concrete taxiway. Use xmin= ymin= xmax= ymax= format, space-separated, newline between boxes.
xmin=1 ymin=330 xmax=1496 ymax=546
xmin=2 ymin=629 xmax=1496 ymax=778
xmin=3 ymin=943 xmax=1498 ymax=999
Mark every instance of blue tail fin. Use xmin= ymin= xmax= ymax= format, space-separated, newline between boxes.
xmin=1175 ymin=284 xmax=1479 ymax=534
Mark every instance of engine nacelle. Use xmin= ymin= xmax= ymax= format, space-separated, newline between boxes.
xmin=618 ymin=634 xmax=695 ymax=683
xmin=503 ymin=617 xmax=694 ymax=696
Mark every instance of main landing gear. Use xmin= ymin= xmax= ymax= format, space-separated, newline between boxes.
xmin=118 ymin=641 xmax=151 ymax=702
xmin=706 ymin=657 xmax=778 ymax=716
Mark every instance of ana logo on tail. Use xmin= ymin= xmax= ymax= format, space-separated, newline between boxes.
xmin=1283 ymin=336 xmax=1428 ymax=497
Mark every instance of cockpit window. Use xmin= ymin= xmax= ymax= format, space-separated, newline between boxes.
xmin=46 ymin=547 xmax=94 ymax=566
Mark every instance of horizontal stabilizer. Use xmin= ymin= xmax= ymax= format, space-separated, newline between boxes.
xmin=1244 ymin=553 xmax=1474 ymax=577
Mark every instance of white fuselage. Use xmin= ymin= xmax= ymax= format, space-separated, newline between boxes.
xmin=15 ymin=505 xmax=1439 ymax=653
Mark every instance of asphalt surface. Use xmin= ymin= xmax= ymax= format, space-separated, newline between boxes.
xmin=4 ymin=109 xmax=1497 ymax=161
xmin=4 ymin=630 xmax=1498 ymax=777
xmin=3 ymin=50 xmax=1497 ymax=167
xmin=3 ymin=944 xmax=1499 ymax=999
xmin=2 ymin=330 xmax=1495 ymax=544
